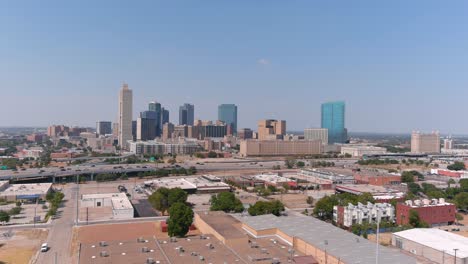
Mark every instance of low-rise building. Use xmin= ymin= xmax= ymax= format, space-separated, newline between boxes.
xmin=335 ymin=184 xmax=405 ymax=202
xmin=239 ymin=139 xmax=322 ymax=157
xmin=396 ymin=199 xmax=456 ymax=227
xmin=81 ymin=193 xmax=134 ymax=220
xmin=299 ymin=168 xmax=355 ymax=184
xmin=354 ymin=170 xmax=401 ymax=186
xmin=144 ymin=176 xmax=231 ymax=194
xmin=430 ymin=168 xmax=468 ymax=179
xmin=253 ymin=173 xmax=297 ymax=188
xmin=333 ymin=202 xmax=395 ymax=228
xmin=392 ymin=228 xmax=468 ymax=264
xmin=129 ymin=139 xmax=202 ymax=155
xmin=341 ymin=145 xmax=387 ymax=157
xmin=0 ymin=182 xmax=52 ymax=202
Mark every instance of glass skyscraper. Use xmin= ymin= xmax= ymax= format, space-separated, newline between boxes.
xmin=218 ymin=104 xmax=238 ymax=135
xmin=148 ymin=101 xmax=162 ymax=137
xmin=321 ymin=101 xmax=347 ymax=144
xmin=179 ymin=103 xmax=194 ymax=125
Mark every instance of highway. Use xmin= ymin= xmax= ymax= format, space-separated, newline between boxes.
xmin=0 ymin=158 xmax=359 ymax=181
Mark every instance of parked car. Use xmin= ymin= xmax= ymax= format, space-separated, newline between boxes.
xmin=41 ymin=243 xmax=48 ymax=252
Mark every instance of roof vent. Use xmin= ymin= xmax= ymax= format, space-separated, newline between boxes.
xmin=100 ymin=251 xmax=109 ymax=257
xmin=142 ymin=247 xmax=150 ymax=253
xmin=99 ymin=241 xmax=108 ymax=247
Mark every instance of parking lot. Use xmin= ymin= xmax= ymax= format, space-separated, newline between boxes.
xmin=0 ymin=202 xmax=49 ymax=225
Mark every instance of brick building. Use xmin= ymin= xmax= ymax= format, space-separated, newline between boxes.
xmin=396 ymin=199 xmax=456 ymax=227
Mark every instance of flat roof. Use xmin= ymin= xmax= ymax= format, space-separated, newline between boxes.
xmin=393 ymin=228 xmax=468 ymax=258
xmin=82 ymin=193 xmax=133 ymax=210
xmin=254 ymin=173 xmax=292 ymax=183
xmin=197 ymin=211 xmax=246 ymax=240
xmin=1 ymin=183 xmax=52 ymax=195
xmin=336 ymin=184 xmax=404 ymax=195
xmin=236 ymin=214 xmax=416 ymax=264
xmin=144 ymin=178 xmax=197 ymax=190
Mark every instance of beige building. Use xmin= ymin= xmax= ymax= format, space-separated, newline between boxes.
xmin=162 ymin=122 xmax=175 ymax=141
xmin=304 ymin=128 xmax=328 ymax=144
xmin=118 ymin=83 xmax=133 ymax=150
xmin=257 ymin=119 xmax=286 ymax=140
xmin=239 ymin=139 xmax=322 ymax=157
xmin=341 ymin=145 xmax=387 ymax=157
xmin=411 ymin=131 xmax=440 ymax=153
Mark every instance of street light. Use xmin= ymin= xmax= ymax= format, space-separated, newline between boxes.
xmin=453 ymin=248 xmax=459 ymax=264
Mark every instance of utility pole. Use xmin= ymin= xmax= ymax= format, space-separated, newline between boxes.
xmin=454 ymin=249 xmax=459 ymax=264
xmin=54 ymin=252 xmax=57 ymax=264
xmin=75 ymin=174 xmax=79 ymax=225
xmin=376 ymin=210 xmax=380 ymax=264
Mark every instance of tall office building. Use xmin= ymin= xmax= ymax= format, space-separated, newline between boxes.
xmin=179 ymin=103 xmax=194 ymax=126
xmin=162 ymin=122 xmax=175 ymax=141
xmin=118 ymin=83 xmax=133 ymax=149
xmin=443 ymin=137 xmax=453 ymax=150
xmin=257 ymin=120 xmax=286 ymax=140
xmin=161 ymin=107 xmax=170 ymax=124
xmin=321 ymin=101 xmax=347 ymax=144
xmin=96 ymin=121 xmax=112 ymax=135
xmin=411 ymin=131 xmax=441 ymax=153
xmin=304 ymin=128 xmax=328 ymax=145
xmin=218 ymin=104 xmax=238 ymax=135
xmin=137 ymin=111 xmax=157 ymax=141
xmin=148 ymin=101 xmax=162 ymax=137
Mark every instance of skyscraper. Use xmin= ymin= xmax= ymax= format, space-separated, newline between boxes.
xmin=411 ymin=131 xmax=440 ymax=153
xmin=148 ymin=101 xmax=162 ymax=136
xmin=257 ymin=120 xmax=286 ymax=140
xmin=218 ymin=104 xmax=238 ymax=135
xmin=321 ymin=101 xmax=347 ymax=144
xmin=96 ymin=121 xmax=112 ymax=135
xmin=118 ymin=83 xmax=133 ymax=149
xmin=161 ymin=107 xmax=170 ymax=125
xmin=137 ymin=111 xmax=157 ymax=141
xmin=179 ymin=103 xmax=194 ymax=126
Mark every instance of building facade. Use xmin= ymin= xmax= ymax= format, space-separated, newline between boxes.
xmin=162 ymin=122 xmax=175 ymax=141
xmin=396 ymin=199 xmax=456 ymax=227
xmin=257 ymin=120 xmax=286 ymax=140
xmin=411 ymin=131 xmax=440 ymax=153
xmin=239 ymin=139 xmax=322 ymax=157
xmin=334 ymin=202 xmax=395 ymax=228
xmin=340 ymin=145 xmax=387 ymax=157
xmin=321 ymin=101 xmax=347 ymax=144
xmin=118 ymin=83 xmax=133 ymax=149
xmin=238 ymin=128 xmax=253 ymax=140
xmin=136 ymin=111 xmax=157 ymax=141
xmin=304 ymin=128 xmax=328 ymax=145
xmin=179 ymin=103 xmax=194 ymax=126
xmin=148 ymin=101 xmax=162 ymax=136
xmin=96 ymin=121 xmax=112 ymax=135
xmin=218 ymin=104 xmax=238 ymax=135
xmin=129 ymin=139 xmax=202 ymax=155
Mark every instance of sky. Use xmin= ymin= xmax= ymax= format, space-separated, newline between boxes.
xmin=1 ymin=1 xmax=468 ymax=134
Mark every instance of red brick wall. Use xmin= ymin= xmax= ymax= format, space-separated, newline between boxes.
xmin=396 ymin=203 xmax=456 ymax=226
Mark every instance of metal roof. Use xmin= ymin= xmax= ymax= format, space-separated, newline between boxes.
xmin=235 ymin=214 xmax=416 ymax=264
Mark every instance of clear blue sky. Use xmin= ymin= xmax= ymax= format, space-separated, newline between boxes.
xmin=2 ymin=1 xmax=468 ymax=134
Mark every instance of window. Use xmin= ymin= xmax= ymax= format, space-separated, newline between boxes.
xmin=97 ymin=202 xmax=101 ymax=207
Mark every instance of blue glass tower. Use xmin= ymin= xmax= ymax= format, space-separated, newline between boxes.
xmin=218 ymin=104 xmax=238 ymax=135
xmin=321 ymin=101 xmax=347 ymax=144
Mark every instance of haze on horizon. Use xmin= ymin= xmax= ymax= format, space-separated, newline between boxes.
xmin=1 ymin=1 xmax=468 ymax=134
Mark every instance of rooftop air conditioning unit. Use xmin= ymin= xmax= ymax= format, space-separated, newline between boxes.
xmin=99 ymin=241 xmax=107 ymax=247
xmin=142 ymin=247 xmax=149 ymax=253
xmin=100 ymin=251 xmax=109 ymax=257
xmin=146 ymin=258 xmax=156 ymax=264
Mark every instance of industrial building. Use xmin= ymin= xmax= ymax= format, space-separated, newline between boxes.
xmin=430 ymin=168 xmax=468 ymax=179
xmin=253 ymin=173 xmax=297 ymax=188
xmin=353 ymin=170 xmax=402 ymax=186
xmin=144 ymin=176 xmax=231 ymax=194
xmin=0 ymin=181 xmax=52 ymax=202
xmin=335 ymin=184 xmax=405 ymax=202
xmin=396 ymin=199 xmax=456 ymax=227
xmin=81 ymin=193 xmax=134 ymax=220
xmin=340 ymin=145 xmax=387 ymax=157
xmin=299 ymin=168 xmax=355 ymax=184
xmin=392 ymin=228 xmax=468 ymax=264
xmin=333 ymin=202 xmax=395 ymax=228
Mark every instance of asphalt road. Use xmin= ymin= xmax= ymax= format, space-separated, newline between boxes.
xmin=34 ymin=183 xmax=77 ymax=264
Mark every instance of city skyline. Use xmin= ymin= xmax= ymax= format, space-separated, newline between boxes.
xmin=2 ymin=2 xmax=468 ymax=134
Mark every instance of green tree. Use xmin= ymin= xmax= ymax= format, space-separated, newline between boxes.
xmin=447 ymin=161 xmax=466 ymax=171
xmin=168 ymin=188 xmax=188 ymax=206
xmin=8 ymin=206 xmax=22 ymax=215
xmin=460 ymin=179 xmax=468 ymax=192
xmin=454 ymin=192 xmax=468 ymax=211
xmin=210 ymin=192 xmax=244 ymax=213
xmin=407 ymin=183 xmax=422 ymax=195
xmin=357 ymin=192 xmax=376 ymax=204
xmin=167 ymin=202 xmax=194 ymax=237
xmin=0 ymin=210 xmax=10 ymax=223
xmin=296 ymin=161 xmax=305 ymax=168
xmin=284 ymin=158 xmax=296 ymax=169
xmin=148 ymin=188 xmax=188 ymax=215
xmin=306 ymin=196 xmax=314 ymax=205
xmin=313 ymin=195 xmax=339 ymax=220
xmin=248 ymin=200 xmax=285 ymax=216
xmin=447 ymin=178 xmax=456 ymax=188
xmin=409 ymin=210 xmax=429 ymax=228
xmin=207 ymin=151 xmax=218 ymax=158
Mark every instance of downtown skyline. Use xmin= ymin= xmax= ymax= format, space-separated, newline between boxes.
xmin=2 ymin=1 xmax=468 ymax=134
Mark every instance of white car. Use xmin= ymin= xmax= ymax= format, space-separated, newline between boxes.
xmin=40 ymin=243 xmax=48 ymax=252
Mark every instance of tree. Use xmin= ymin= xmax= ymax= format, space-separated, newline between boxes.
xmin=447 ymin=161 xmax=465 ymax=171
xmin=0 ymin=210 xmax=10 ymax=223
xmin=148 ymin=188 xmax=187 ymax=215
xmin=168 ymin=188 xmax=188 ymax=206
xmin=210 ymin=192 xmax=244 ymax=213
xmin=409 ymin=210 xmax=429 ymax=228
xmin=296 ymin=161 xmax=305 ymax=168
xmin=448 ymin=178 xmax=456 ymax=188
xmin=460 ymin=179 xmax=468 ymax=192
xmin=401 ymin=171 xmax=423 ymax=183
xmin=313 ymin=195 xmax=338 ymax=220
xmin=306 ymin=196 xmax=314 ymax=206
xmin=248 ymin=200 xmax=285 ymax=216
xmin=284 ymin=158 xmax=296 ymax=169
xmin=357 ymin=192 xmax=375 ymax=204
xmin=167 ymin=202 xmax=194 ymax=237
xmin=454 ymin=192 xmax=468 ymax=211
xmin=207 ymin=151 xmax=218 ymax=158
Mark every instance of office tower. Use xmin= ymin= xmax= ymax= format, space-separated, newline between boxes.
xmin=304 ymin=128 xmax=328 ymax=145
xmin=257 ymin=120 xmax=286 ymax=140
xmin=148 ymin=101 xmax=162 ymax=137
xmin=218 ymin=104 xmax=238 ymax=135
xmin=137 ymin=111 xmax=157 ymax=141
xmin=162 ymin=122 xmax=175 ymax=141
xmin=118 ymin=83 xmax=133 ymax=149
xmin=96 ymin=121 xmax=112 ymax=136
xmin=443 ymin=137 xmax=453 ymax=150
xmin=321 ymin=101 xmax=347 ymax=144
xmin=179 ymin=103 xmax=194 ymax=125
xmin=162 ymin=107 xmax=170 ymax=124
xmin=238 ymin=128 xmax=253 ymax=140
xmin=132 ymin=120 xmax=137 ymax=141
xmin=173 ymin=125 xmax=189 ymax=138
xmin=411 ymin=131 xmax=441 ymax=153
xmin=112 ymin=122 xmax=119 ymax=137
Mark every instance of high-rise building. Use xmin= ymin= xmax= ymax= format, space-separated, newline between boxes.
xmin=321 ymin=101 xmax=347 ymax=144
xmin=96 ymin=121 xmax=112 ymax=136
xmin=443 ymin=137 xmax=453 ymax=150
xmin=118 ymin=83 xmax=133 ymax=149
xmin=132 ymin=120 xmax=137 ymax=141
xmin=411 ymin=131 xmax=440 ymax=153
xmin=238 ymin=128 xmax=253 ymax=140
xmin=304 ymin=128 xmax=328 ymax=145
xmin=257 ymin=120 xmax=286 ymax=140
xmin=162 ymin=107 xmax=170 ymax=124
xmin=179 ymin=103 xmax=194 ymax=126
xmin=218 ymin=104 xmax=237 ymax=135
xmin=137 ymin=111 xmax=157 ymax=141
xmin=162 ymin=122 xmax=175 ymax=141
xmin=148 ymin=101 xmax=162 ymax=137
xmin=112 ymin=122 xmax=119 ymax=137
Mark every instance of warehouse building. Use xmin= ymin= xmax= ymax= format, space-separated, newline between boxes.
xmin=396 ymin=199 xmax=456 ymax=227
xmin=81 ymin=193 xmax=134 ymax=220
xmin=392 ymin=228 xmax=468 ymax=264
xmin=0 ymin=182 xmax=52 ymax=202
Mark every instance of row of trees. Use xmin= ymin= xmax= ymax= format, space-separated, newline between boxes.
xmin=0 ymin=201 xmax=23 ymax=223
xmin=357 ymin=159 xmax=399 ymax=166
xmin=313 ymin=193 xmax=376 ymax=220
xmin=248 ymin=200 xmax=285 ymax=216
xmin=401 ymin=170 xmax=424 ymax=183
xmin=45 ymin=190 xmax=65 ymax=217
xmin=447 ymin=161 xmax=466 ymax=171
xmin=406 ymin=179 xmax=468 ymax=210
